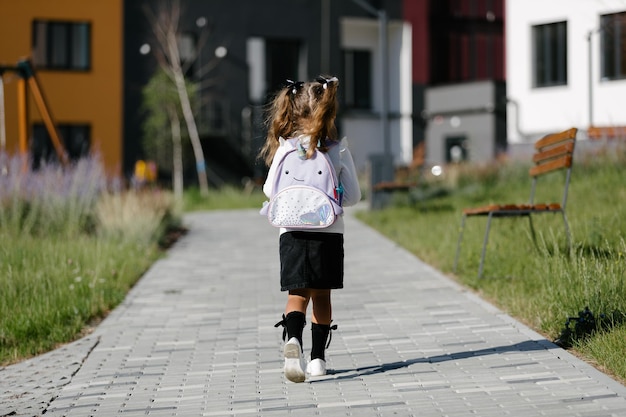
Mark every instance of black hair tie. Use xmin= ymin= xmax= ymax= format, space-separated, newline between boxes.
xmin=285 ymin=79 xmax=304 ymax=95
xmin=315 ymin=76 xmax=338 ymax=90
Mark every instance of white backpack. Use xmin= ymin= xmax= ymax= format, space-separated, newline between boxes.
xmin=260 ymin=137 xmax=343 ymax=228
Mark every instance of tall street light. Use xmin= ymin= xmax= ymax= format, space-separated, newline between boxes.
xmin=351 ymin=0 xmax=393 ymax=209
xmin=351 ymin=0 xmax=390 ymax=158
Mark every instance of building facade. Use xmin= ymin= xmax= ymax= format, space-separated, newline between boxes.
xmin=506 ymin=0 xmax=626 ymax=146
xmin=125 ymin=0 xmax=412 ymax=182
xmin=0 ymin=0 xmax=124 ymax=175
xmin=1 ymin=0 xmax=412 ymax=182
xmin=11 ymin=1 xmax=618 ymax=185
xmin=403 ymin=0 xmax=507 ymax=166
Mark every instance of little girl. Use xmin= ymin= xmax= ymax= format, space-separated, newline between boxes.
xmin=259 ymin=75 xmax=361 ymax=382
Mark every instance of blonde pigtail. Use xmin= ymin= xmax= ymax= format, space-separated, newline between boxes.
xmin=307 ymin=76 xmax=339 ymax=159
xmin=260 ymin=88 xmax=295 ymax=166
xmin=259 ymin=76 xmax=339 ymax=164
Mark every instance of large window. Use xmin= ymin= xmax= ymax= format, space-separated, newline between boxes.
xmin=342 ymin=49 xmax=372 ymax=110
xmin=600 ymin=12 xmax=626 ymax=81
xmin=265 ymin=39 xmax=301 ymax=94
xmin=429 ymin=0 xmax=505 ymax=84
xmin=532 ymin=21 xmax=568 ymax=87
xmin=31 ymin=124 xmax=91 ymax=169
xmin=32 ymin=20 xmax=91 ymax=70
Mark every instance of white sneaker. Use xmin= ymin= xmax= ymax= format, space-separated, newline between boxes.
xmin=283 ymin=337 xmax=306 ymax=383
xmin=307 ymin=358 xmax=327 ymax=377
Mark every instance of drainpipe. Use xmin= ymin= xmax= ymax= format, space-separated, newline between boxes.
xmin=351 ymin=0 xmax=393 ymax=209
xmin=0 ymin=70 xmax=5 ymax=153
xmin=506 ymin=97 xmax=526 ymax=142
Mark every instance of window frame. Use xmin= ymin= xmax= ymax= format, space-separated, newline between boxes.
xmin=31 ymin=123 xmax=91 ymax=169
xmin=32 ymin=19 xmax=91 ymax=71
xmin=532 ymin=20 xmax=568 ymax=88
xmin=600 ymin=11 xmax=626 ymax=81
xmin=342 ymin=48 xmax=373 ymax=111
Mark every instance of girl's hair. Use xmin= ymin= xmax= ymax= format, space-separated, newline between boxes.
xmin=259 ymin=75 xmax=339 ymax=166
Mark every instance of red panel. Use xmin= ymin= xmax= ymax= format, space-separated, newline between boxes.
xmin=403 ymin=0 xmax=429 ymax=83
xmin=449 ymin=33 xmax=458 ymax=80
xmin=461 ymin=34 xmax=470 ymax=80
xmin=476 ymin=34 xmax=487 ymax=79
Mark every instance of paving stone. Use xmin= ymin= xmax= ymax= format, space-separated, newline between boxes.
xmin=1 ymin=209 xmax=626 ymax=416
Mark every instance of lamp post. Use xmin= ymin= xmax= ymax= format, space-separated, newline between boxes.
xmin=351 ymin=0 xmax=390 ymax=158
xmin=351 ymin=0 xmax=393 ymax=209
xmin=0 ymin=69 xmax=6 ymax=153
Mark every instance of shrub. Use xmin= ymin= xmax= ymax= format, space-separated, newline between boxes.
xmin=0 ymin=153 xmax=179 ymax=365
xmin=0 ymin=154 xmax=105 ymax=236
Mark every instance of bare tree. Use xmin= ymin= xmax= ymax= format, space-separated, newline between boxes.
xmin=167 ymin=107 xmax=184 ymax=200
xmin=143 ymin=0 xmax=209 ymax=196
xmin=141 ymin=68 xmax=190 ymax=201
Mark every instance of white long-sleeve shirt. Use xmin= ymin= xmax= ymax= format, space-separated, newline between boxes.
xmin=263 ymin=135 xmax=361 ymax=234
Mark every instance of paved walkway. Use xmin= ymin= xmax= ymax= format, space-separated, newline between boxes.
xmin=2 ymin=209 xmax=626 ymax=417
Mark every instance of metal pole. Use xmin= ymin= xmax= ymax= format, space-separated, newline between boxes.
xmin=0 ymin=72 xmax=6 ymax=152
xmin=17 ymin=77 xmax=28 ymax=170
xmin=351 ymin=0 xmax=394 ymax=209
xmin=380 ymin=10 xmax=390 ymax=157
xmin=351 ymin=0 xmax=391 ymax=159
xmin=587 ymin=30 xmax=593 ymax=127
xmin=18 ymin=60 xmax=69 ymax=166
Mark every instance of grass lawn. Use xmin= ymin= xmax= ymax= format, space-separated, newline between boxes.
xmin=356 ymin=148 xmax=626 ymax=384
xmin=0 ymin=158 xmax=180 ymax=365
xmin=3 ymin=151 xmax=624 ymax=387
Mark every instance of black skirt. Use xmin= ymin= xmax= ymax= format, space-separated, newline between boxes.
xmin=279 ymin=231 xmax=344 ymax=291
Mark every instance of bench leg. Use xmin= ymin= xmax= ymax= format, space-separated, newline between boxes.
xmin=453 ymin=215 xmax=467 ymax=273
xmin=478 ymin=213 xmax=494 ymax=278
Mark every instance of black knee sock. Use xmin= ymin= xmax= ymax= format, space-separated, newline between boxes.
xmin=284 ymin=311 xmax=306 ymax=347
xmin=311 ymin=323 xmax=332 ymax=361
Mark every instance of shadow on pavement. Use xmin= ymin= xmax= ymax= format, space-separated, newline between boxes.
xmin=323 ymin=340 xmax=552 ymax=381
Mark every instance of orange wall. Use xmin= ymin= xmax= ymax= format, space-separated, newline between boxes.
xmin=0 ymin=0 xmax=123 ymax=176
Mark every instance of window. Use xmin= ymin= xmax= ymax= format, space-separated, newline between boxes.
xmin=32 ymin=20 xmax=91 ymax=70
xmin=265 ymin=39 xmax=301 ymax=94
xmin=532 ymin=21 xmax=567 ymax=87
xmin=198 ymin=98 xmax=227 ymax=136
xmin=31 ymin=124 xmax=91 ymax=169
xmin=600 ymin=12 xmax=626 ymax=81
xmin=343 ymin=49 xmax=372 ymax=110
xmin=445 ymin=136 xmax=468 ymax=163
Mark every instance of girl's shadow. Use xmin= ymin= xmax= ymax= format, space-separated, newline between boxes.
xmin=317 ymin=340 xmax=551 ymax=382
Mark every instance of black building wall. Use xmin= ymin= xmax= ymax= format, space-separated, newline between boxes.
xmin=123 ymin=0 xmax=403 ymax=184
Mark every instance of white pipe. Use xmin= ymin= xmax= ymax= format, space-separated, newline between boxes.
xmin=0 ymin=74 xmax=6 ymax=152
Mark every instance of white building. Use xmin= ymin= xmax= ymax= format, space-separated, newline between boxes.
xmin=340 ymin=17 xmax=414 ymax=172
xmin=506 ymin=0 xmax=626 ymax=145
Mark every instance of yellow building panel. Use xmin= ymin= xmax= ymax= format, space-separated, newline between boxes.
xmin=0 ymin=0 xmax=123 ymax=176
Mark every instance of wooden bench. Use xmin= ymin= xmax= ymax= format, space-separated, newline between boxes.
xmin=587 ymin=125 xmax=626 ymax=141
xmin=371 ymin=142 xmax=425 ymax=193
xmin=453 ymin=127 xmax=578 ymax=278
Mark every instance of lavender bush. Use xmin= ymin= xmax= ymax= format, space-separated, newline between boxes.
xmin=0 ymin=153 xmax=106 ymax=236
xmin=0 ymin=153 xmax=180 ymax=364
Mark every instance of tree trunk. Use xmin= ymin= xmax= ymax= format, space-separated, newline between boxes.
xmin=144 ymin=0 xmax=214 ymax=197
xmin=168 ymin=106 xmax=183 ymax=202
xmin=171 ymin=69 xmax=209 ymax=196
